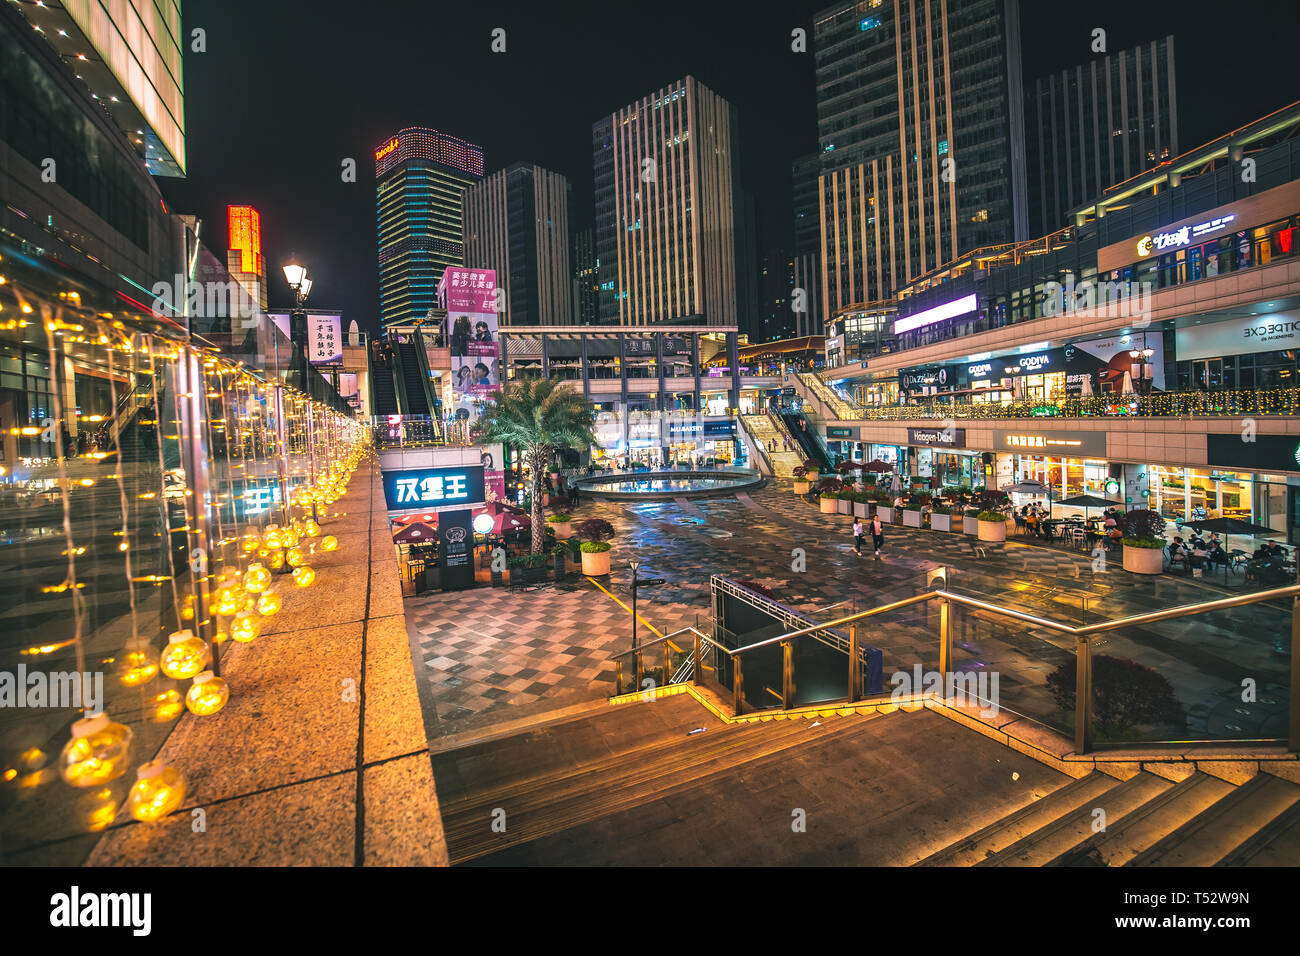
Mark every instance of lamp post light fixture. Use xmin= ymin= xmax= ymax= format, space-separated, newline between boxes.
xmin=283 ymin=262 xmax=312 ymax=391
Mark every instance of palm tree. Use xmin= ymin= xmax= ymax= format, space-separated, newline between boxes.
xmin=482 ymin=379 xmax=599 ymax=555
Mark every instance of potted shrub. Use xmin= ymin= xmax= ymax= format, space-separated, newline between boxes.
xmin=852 ymin=490 xmax=872 ymax=519
xmin=817 ymin=477 xmax=843 ymax=514
xmin=976 ymin=510 xmax=1008 ymax=542
xmin=1118 ymin=508 xmax=1166 ymax=575
xmin=552 ymin=543 xmax=569 ymax=579
xmin=792 ymin=463 xmax=814 ymax=495
xmin=547 ymin=511 xmax=573 ymax=539
xmin=930 ymin=504 xmax=954 ymax=533
xmin=962 ymin=508 xmax=981 ymax=535
xmin=836 ymin=489 xmax=854 ymax=515
xmin=903 ymin=492 xmax=930 ymax=528
xmin=575 ymin=518 xmax=615 ymax=576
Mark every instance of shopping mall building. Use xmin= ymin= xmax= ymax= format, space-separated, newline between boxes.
xmin=803 ymin=102 xmax=1300 ymax=540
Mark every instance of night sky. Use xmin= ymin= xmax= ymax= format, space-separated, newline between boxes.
xmin=159 ymin=0 xmax=1300 ymax=334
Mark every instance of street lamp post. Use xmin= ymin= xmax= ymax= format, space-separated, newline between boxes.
xmin=283 ymin=262 xmax=313 ymax=392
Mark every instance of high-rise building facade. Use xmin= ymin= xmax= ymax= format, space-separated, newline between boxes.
xmin=463 ymin=162 xmax=572 ymax=327
xmin=813 ymin=0 xmax=1028 ymax=328
xmin=591 ymin=76 xmax=745 ymax=326
xmin=375 ymin=128 xmax=484 ymax=327
xmin=572 ymin=226 xmax=599 ymax=325
xmin=792 ymin=152 xmax=822 ymax=258
xmin=1027 ymin=37 xmax=1178 ymax=236
xmin=227 ymin=205 xmax=268 ymax=312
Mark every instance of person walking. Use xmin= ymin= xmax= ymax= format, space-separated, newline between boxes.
xmin=569 ymin=481 xmax=580 ymax=508
xmin=852 ymin=518 xmax=865 ymax=556
xmin=871 ymin=513 xmax=885 ymax=559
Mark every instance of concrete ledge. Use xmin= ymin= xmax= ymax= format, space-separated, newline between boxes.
xmin=87 ymin=458 xmax=448 ymax=867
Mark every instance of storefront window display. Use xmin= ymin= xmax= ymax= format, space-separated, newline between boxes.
xmin=1014 ymin=456 xmax=1110 ymax=499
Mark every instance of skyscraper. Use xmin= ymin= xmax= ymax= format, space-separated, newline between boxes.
xmin=463 ymin=162 xmax=572 ymax=326
xmin=813 ymin=0 xmax=1028 ymax=326
xmin=591 ymin=76 xmax=745 ymax=326
xmin=227 ymin=205 xmax=267 ymax=312
xmin=1027 ymin=37 xmax=1178 ymax=236
xmin=375 ymin=128 xmax=484 ymax=327
xmin=572 ymin=226 xmax=599 ymax=325
xmin=791 ymin=152 xmax=821 ymax=258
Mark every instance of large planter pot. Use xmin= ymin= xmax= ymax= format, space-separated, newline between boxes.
xmin=819 ymin=497 xmax=838 ymax=514
xmin=853 ymin=501 xmax=870 ymax=518
xmin=978 ymin=519 xmax=1008 ymax=542
xmin=581 ymin=549 xmax=611 ymax=576
xmin=793 ymin=480 xmax=811 ymax=494
xmin=837 ymin=498 xmax=852 ymax=515
xmin=1123 ymin=544 xmax=1164 ymax=575
xmin=931 ymin=513 xmax=953 ymax=533
xmin=547 ymin=520 xmax=572 ymax=539
xmin=902 ymin=509 xmax=923 ymax=528
xmin=877 ymin=506 xmax=894 ymax=523
xmin=962 ymin=516 xmax=980 ymax=535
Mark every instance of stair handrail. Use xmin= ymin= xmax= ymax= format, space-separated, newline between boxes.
xmin=736 ymin=415 xmax=774 ymax=476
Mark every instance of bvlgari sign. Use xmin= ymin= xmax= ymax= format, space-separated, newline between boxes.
xmin=908 ymin=427 xmax=966 ymax=448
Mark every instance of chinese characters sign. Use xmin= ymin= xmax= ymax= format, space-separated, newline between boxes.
xmin=382 ymin=465 xmax=486 ymax=511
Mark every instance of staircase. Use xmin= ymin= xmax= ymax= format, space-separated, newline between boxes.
xmin=916 ymin=767 xmax=1300 ymax=867
xmin=370 ymin=358 xmax=399 ymax=416
xmin=432 ymin=693 xmax=881 ymax=866
xmin=739 ymin=415 xmax=802 ymax=477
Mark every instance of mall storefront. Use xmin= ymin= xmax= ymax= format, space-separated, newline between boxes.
xmin=907 ymin=427 xmax=984 ymax=489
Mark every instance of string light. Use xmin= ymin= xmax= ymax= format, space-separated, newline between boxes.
xmin=185 ymin=671 xmax=229 ymax=715
xmin=128 ymin=761 xmax=186 ymax=822
xmin=159 ymin=629 xmax=210 ymax=680
xmin=58 ymin=713 xmax=133 ymax=787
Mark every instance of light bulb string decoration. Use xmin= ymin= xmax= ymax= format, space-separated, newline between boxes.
xmin=106 ymin=337 xmax=142 ymax=657
xmin=40 ymin=299 xmax=89 ymax=682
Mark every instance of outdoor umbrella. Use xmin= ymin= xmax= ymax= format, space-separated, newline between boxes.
xmin=1003 ymin=480 xmax=1052 ymax=496
xmin=1054 ymin=492 xmax=1118 ymax=540
xmin=476 ymin=501 xmax=530 ymax=535
xmin=393 ymin=522 xmax=437 ymax=544
xmin=1184 ymin=516 xmax=1281 ymax=584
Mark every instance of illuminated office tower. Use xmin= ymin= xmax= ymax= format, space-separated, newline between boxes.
xmin=813 ymin=0 xmax=1028 ymax=324
xmin=591 ymin=76 xmax=744 ymax=326
xmin=463 ymin=162 xmax=572 ymax=326
xmin=226 ymin=205 xmax=267 ymax=311
xmin=375 ymin=128 xmax=485 ymax=327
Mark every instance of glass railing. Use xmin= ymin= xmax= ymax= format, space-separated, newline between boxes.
xmin=0 ymin=239 xmax=366 ymax=864
xmin=827 ymin=388 xmax=1300 ymax=421
xmin=608 ymin=575 xmax=1299 ymax=754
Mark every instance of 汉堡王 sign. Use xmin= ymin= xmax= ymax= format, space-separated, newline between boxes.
xmin=383 ymin=465 xmax=485 ymax=511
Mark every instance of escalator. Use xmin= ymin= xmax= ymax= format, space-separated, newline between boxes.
xmin=781 ymin=412 xmax=832 ymax=472
xmin=370 ymin=348 xmax=399 ymax=417
xmin=396 ymin=340 xmax=430 ymax=416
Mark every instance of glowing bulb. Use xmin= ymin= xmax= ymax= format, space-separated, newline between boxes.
xmin=185 ymin=671 xmax=229 ymax=715
xmin=302 ymin=519 xmax=321 ymax=537
xmin=128 ymin=761 xmax=186 ymax=821
xmin=118 ymin=642 xmax=158 ymax=686
xmin=159 ymin=630 xmax=210 ymax=680
xmin=281 ymin=527 xmax=300 ymax=548
xmin=214 ymin=583 xmax=244 ymax=616
xmin=59 ymin=713 xmax=133 ymax=787
xmin=256 ymin=588 xmax=282 ymax=617
xmin=292 ymin=565 xmax=316 ymax=588
xmin=286 ymin=547 xmax=306 ymax=568
xmin=320 ymin=535 xmax=338 ymax=552
xmin=230 ymin=609 xmax=261 ymax=643
xmin=239 ymin=531 xmax=261 ymax=553
xmin=153 ymin=688 xmax=184 ymax=721
xmin=262 ymin=525 xmax=284 ymax=549
xmin=242 ymin=562 xmax=272 ymax=594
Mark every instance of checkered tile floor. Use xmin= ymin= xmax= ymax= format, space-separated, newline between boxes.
xmin=404 ymin=478 xmax=1292 ymax=741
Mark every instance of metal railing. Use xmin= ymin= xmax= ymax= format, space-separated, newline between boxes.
xmin=608 ymin=582 xmax=1300 ymax=754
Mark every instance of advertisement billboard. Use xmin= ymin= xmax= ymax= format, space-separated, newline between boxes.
xmin=440 ymin=268 xmax=500 ymax=421
xmin=383 ymin=465 xmax=486 ymax=511
xmin=266 ymin=312 xmax=345 ymax=365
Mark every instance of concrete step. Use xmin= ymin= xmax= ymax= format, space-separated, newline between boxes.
xmin=976 ymin=772 xmax=1175 ymax=867
xmin=1127 ymin=773 xmax=1300 ymax=867
xmin=432 ymin=694 xmax=716 ymax=803
xmin=1217 ymin=793 xmax=1300 ymax=866
xmin=441 ymin=713 xmax=860 ymax=839
xmin=915 ymin=771 xmax=1124 ymax=866
xmin=1048 ymin=772 xmax=1237 ymax=867
xmin=444 ymin=707 xmax=877 ymax=864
